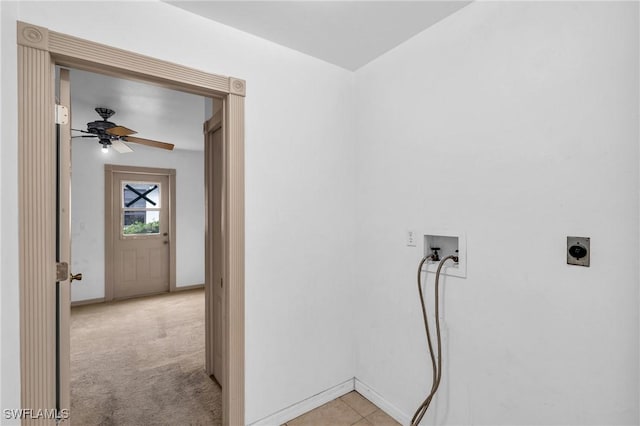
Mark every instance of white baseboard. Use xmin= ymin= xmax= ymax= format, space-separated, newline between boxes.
xmin=248 ymin=377 xmax=411 ymax=426
xmin=355 ymin=378 xmax=410 ymax=426
xmin=70 ymin=297 xmax=105 ymax=307
xmin=248 ymin=378 xmax=355 ymax=426
xmin=173 ymin=283 xmax=205 ymax=292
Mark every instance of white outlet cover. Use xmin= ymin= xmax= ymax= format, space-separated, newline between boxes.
xmin=406 ymin=230 xmax=417 ymax=247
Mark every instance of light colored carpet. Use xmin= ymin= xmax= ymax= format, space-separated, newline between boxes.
xmin=70 ymin=288 xmax=222 ymax=426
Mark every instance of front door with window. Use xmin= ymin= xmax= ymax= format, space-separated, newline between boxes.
xmin=111 ymin=171 xmax=170 ymax=299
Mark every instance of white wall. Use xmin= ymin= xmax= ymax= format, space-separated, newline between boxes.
xmin=71 ymin=142 xmax=205 ymax=302
xmin=354 ymin=2 xmax=639 ymax=425
xmin=0 ymin=1 xmax=21 ymax=421
xmin=3 ymin=2 xmax=638 ymax=425
xmin=1 ymin=1 xmax=356 ymax=423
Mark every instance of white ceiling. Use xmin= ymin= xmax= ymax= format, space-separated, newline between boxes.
xmin=166 ymin=1 xmax=471 ymax=71
xmin=68 ymin=2 xmax=471 ymax=152
xmin=69 ymin=68 xmax=206 ymax=152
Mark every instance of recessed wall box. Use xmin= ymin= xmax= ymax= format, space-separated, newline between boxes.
xmin=423 ymin=231 xmax=466 ymax=278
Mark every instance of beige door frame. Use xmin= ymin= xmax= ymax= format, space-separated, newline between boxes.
xmin=58 ymin=67 xmax=72 ymax=425
xmin=104 ymin=165 xmax=177 ymax=301
xmin=17 ymin=21 xmax=245 ymax=426
xmin=204 ymin=112 xmax=224 ymax=382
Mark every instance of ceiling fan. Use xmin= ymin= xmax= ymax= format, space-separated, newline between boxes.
xmin=72 ymin=107 xmax=175 ymax=153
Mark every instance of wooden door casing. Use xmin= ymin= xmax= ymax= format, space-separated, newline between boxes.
xmin=205 ymin=113 xmax=225 ymax=384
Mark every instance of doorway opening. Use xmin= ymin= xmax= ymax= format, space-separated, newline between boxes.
xmin=18 ymin=21 xmax=245 ymax=426
xmin=62 ymin=64 xmax=221 ymax=423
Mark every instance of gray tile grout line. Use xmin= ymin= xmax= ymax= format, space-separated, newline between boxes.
xmin=341 ymin=396 xmax=368 ymax=422
xmin=340 ymin=391 xmax=381 ymax=419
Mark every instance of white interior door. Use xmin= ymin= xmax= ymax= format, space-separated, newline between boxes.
xmin=205 ymin=115 xmax=224 ymax=384
xmin=111 ymin=172 xmax=171 ymax=299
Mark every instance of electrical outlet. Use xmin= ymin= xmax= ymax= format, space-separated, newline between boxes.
xmin=567 ymin=236 xmax=590 ymax=267
xmin=406 ymin=230 xmax=417 ymax=247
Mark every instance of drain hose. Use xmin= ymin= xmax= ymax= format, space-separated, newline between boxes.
xmin=411 ymin=255 xmax=457 ymax=426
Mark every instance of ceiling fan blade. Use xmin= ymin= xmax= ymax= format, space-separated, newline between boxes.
xmin=111 ymin=140 xmax=134 ymax=153
xmin=71 ymin=135 xmax=98 ymax=139
xmin=106 ymin=126 xmax=137 ymax=137
xmin=122 ymin=136 xmax=174 ymax=151
xmin=72 ymin=128 xmax=93 ymax=134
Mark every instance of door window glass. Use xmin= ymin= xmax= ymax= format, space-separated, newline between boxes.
xmin=122 ymin=182 xmax=161 ymax=235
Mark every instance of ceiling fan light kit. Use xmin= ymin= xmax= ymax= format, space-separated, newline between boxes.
xmin=72 ymin=107 xmax=175 ymax=153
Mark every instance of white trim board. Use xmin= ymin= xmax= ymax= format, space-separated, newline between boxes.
xmin=249 ymin=377 xmax=412 ymax=426
xmin=249 ymin=378 xmax=355 ymax=426
xmin=355 ymin=378 xmax=409 ymax=425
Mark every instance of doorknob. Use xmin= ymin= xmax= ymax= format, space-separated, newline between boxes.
xmin=163 ymin=241 xmax=169 ymax=244
xmin=70 ymin=272 xmax=83 ymax=282
xmin=163 ymin=232 xmax=168 ymax=236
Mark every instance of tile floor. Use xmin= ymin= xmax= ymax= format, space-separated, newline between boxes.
xmin=285 ymin=391 xmax=400 ymax=426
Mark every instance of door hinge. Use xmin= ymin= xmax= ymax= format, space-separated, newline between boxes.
xmin=55 ymin=105 xmax=69 ymax=125
xmin=56 ymin=262 xmax=69 ymax=282
xmin=220 ymin=277 xmax=223 ymax=288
